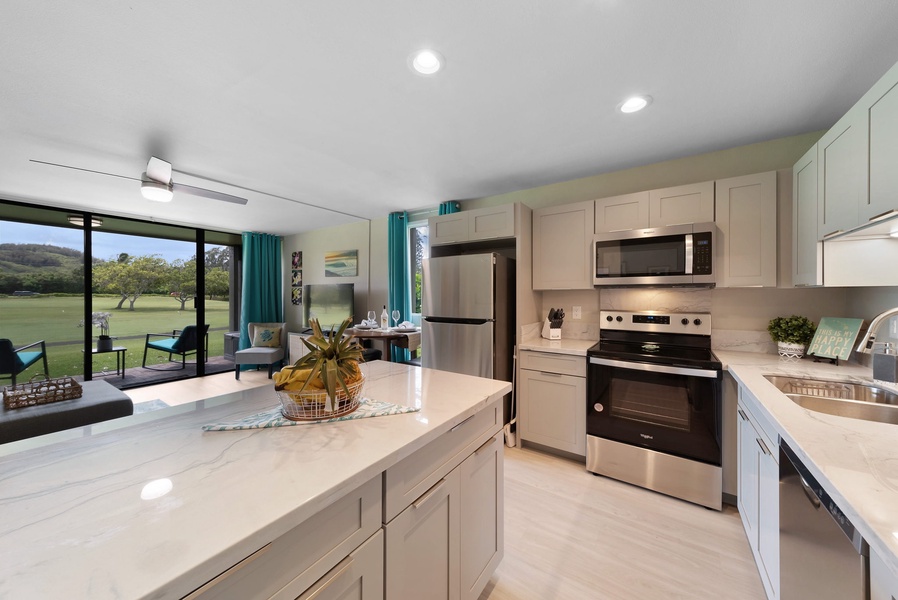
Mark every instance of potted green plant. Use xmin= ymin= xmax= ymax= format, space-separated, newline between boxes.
xmin=274 ymin=317 xmax=365 ymax=419
xmin=767 ymin=315 xmax=816 ymax=358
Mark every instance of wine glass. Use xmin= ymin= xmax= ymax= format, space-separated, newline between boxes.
xmin=367 ymin=310 xmax=376 ymax=326
xmin=392 ymin=310 xmax=401 ymax=328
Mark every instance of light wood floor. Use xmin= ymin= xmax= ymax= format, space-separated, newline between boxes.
xmin=481 ymin=446 xmax=766 ymax=600
xmin=125 ymin=376 xmax=765 ymax=600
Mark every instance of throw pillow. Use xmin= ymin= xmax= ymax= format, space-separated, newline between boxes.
xmin=252 ymin=327 xmax=281 ymax=348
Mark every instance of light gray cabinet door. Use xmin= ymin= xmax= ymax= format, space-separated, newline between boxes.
xmin=459 ymin=433 xmax=504 ymax=600
xmin=715 ymin=171 xmax=777 ymax=287
xmin=519 ymin=366 xmax=586 ymax=456
xmin=532 ymin=200 xmax=595 ymax=290
xmin=469 ymin=204 xmax=516 ymax=241
xmin=866 ymin=76 xmax=898 ymax=222
xmin=649 ymin=181 xmax=714 ymax=226
xmin=595 ymin=191 xmax=649 ymax=232
xmin=870 ymin=547 xmax=898 ymax=600
xmin=792 ymin=145 xmax=822 ymax=287
xmin=293 ymin=530 xmax=384 ymax=600
xmin=817 ymin=106 xmax=866 ymax=238
xmin=430 ymin=213 xmax=470 ymax=246
xmin=385 ymin=469 xmax=461 ymax=600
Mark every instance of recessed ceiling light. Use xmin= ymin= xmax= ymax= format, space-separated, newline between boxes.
xmin=619 ymin=95 xmax=652 ymax=113
xmin=410 ymin=49 xmax=444 ymax=75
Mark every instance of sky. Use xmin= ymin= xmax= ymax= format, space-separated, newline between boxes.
xmin=0 ymin=221 xmax=199 ymax=262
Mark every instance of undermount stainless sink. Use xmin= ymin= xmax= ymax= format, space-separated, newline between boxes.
xmin=763 ymin=375 xmax=898 ymax=425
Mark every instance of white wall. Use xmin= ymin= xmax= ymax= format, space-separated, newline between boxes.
xmin=282 ymin=217 xmax=389 ymax=332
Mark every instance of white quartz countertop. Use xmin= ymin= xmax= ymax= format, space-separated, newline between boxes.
xmin=0 ymin=361 xmax=511 ymax=600
xmin=518 ymin=337 xmax=596 ymax=356
xmin=717 ymin=350 xmax=898 ymax=577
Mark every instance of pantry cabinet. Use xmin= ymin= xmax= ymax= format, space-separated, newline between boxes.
xmin=792 ymin=145 xmax=822 ymax=286
xmin=737 ymin=384 xmax=779 ymax=600
xmin=519 ymin=350 xmax=587 ymax=457
xmin=532 ymin=200 xmax=595 ymax=290
xmin=648 ymin=181 xmax=715 ymax=226
xmin=714 ymin=171 xmax=777 ymax=287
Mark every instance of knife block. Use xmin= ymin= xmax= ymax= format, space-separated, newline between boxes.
xmin=541 ymin=320 xmax=561 ymax=339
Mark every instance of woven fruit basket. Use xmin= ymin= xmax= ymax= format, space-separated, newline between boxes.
xmin=276 ymin=374 xmax=365 ymax=421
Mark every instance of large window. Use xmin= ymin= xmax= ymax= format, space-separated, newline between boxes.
xmin=0 ymin=200 xmax=240 ymax=388
xmin=407 ymin=216 xmax=430 ymax=320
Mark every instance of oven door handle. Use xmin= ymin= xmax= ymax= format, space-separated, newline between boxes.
xmin=589 ymin=356 xmax=719 ymax=379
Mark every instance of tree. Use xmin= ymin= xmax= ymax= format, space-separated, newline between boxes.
xmin=93 ymin=255 xmax=167 ymax=310
xmin=205 ymin=268 xmax=229 ymax=300
xmin=204 ymin=247 xmax=230 ymax=272
xmin=167 ymin=259 xmax=198 ymax=310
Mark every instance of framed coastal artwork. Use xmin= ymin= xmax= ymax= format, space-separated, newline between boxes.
xmin=292 ymin=251 xmax=303 ymax=269
xmin=291 ymin=251 xmax=303 ymax=305
xmin=325 ymin=250 xmax=358 ymax=277
xmin=291 ymin=286 xmax=302 ymax=305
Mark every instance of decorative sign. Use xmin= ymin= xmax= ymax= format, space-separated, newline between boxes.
xmin=807 ymin=317 xmax=865 ymax=361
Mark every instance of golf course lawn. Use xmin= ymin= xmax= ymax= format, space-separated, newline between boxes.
xmin=2 ymin=295 xmax=231 ymax=380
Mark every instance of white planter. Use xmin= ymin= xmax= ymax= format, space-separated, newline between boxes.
xmin=777 ymin=341 xmax=806 ymax=360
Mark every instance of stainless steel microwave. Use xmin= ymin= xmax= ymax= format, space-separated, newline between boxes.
xmin=593 ymin=222 xmax=716 ymax=286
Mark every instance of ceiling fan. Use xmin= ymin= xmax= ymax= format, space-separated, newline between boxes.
xmin=30 ymin=156 xmax=249 ymax=205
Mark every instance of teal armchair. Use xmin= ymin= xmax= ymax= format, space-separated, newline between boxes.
xmin=142 ymin=325 xmax=210 ymax=370
xmin=0 ymin=338 xmax=49 ymax=386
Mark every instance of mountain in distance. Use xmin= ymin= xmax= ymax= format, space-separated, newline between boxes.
xmin=0 ymin=243 xmax=85 ymax=274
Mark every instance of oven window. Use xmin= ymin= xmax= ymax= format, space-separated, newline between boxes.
xmin=610 ymin=379 xmax=690 ymax=430
xmin=595 ymin=234 xmax=686 ymax=277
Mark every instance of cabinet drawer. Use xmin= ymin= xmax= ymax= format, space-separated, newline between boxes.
xmin=519 ymin=350 xmax=586 ymax=377
xmin=184 ymin=476 xmax=382 ymax=600
xmin=383 ymin=400 xmax=501 ymax=523
xmin=283 ymin=529 xmax=384 ymax=600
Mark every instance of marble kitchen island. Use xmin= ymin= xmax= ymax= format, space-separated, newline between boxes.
xmin=0 ymin=361 xmax=511 ymax=600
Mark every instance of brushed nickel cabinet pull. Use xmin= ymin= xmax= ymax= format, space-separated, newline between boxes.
xmin=823 ymin=229 xmax=844 ymax=239
xmin=756 ymin=437 xmax=771 ymax=456
xmin=450 ymin=414 xmax=474 ymax=432
xmin=413 ymin=478 xmax=447 ymax=509
xmin=473 ymin=436 xmax=495 ymax=455
xmin=182 ymin=542 xmax=272 ymax=599
xmin=304 ymin=557 xmax=355 ymax=600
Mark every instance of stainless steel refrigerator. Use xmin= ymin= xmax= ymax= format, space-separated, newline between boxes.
xmin=422 ymin=253 xmax=514 ymax=390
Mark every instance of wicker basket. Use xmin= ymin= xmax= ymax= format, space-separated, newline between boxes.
xmin=3 ymin=375 xmax=83 ymax=410
xmin=276 ymin=374 xmax=364 ymax=421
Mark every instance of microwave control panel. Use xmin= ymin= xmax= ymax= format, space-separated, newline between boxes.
xmin=692 ymin=232 xmax=713 ymax=274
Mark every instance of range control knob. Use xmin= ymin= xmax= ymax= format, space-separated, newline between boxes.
xmin=681 ymin=318 xmax=689 ymax=326
xmin=616 ymin=316 xmax=623 ymax=322
xmin=606 ymin=315 xmax=613 ymax=322
xmin=693 ymin=318 xmax=703 ymax=326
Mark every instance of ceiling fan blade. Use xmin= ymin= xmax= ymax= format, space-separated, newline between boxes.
xmin=145 ymin=156 xmax=172 ymax=184
xmin=172 ymin=182 xmax=248 ymax=205
xmin=29 ymin=159 xmax=142 ymax=182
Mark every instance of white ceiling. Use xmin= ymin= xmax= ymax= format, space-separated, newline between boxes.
xmin=3 ymin=1 xmax=898 ymax=236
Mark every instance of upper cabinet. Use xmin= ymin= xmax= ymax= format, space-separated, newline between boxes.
xmin=715 ymin=172 xmax=777 ymax=288
xmin=865 ymin=71 xmax=898 ymax=222
xmin=429 ymin=204 xmax=517 ymax=247
xmin=792 ymin=146 xmax=822 ymax=287
xmin=817 ymin=105 xmax=866 ymax=238
xmin=532 ymin=200 xmax=595 ymax=290
xmin=649 ymin=181 xmax=715 ymax=226
xmin=594 ymin=192 xmax=649 ymax=232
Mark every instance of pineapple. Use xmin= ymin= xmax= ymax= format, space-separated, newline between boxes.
xmin=275 ymin=317 xmax=364 ymax=406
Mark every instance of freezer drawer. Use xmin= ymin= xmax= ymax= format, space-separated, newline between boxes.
xmin=422 ymin=320 xmax=494 ymax=379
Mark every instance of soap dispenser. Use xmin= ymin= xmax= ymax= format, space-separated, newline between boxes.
xmin=873 ymin=342 xmax=898 ymax=383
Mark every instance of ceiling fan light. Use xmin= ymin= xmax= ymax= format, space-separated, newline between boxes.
xmin=141 ymin=179 xmax=173 ymax=202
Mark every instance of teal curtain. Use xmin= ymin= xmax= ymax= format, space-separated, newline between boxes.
xmin=439 ymin=201 xmax=460 ymax=215
xmin=238 ymin=232 xmax=283 ymax=365
xmin=387 ymin=211 xmax=410 ymax=362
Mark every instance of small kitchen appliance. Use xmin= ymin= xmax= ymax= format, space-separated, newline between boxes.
xmin=586 ymin=310 xmax=723 ymax=509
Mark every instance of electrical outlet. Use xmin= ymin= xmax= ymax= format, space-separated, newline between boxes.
xmin=572 ymin=306 xmax=582 ymax=320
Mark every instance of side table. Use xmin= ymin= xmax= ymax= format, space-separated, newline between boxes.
xmin=87 ymin=346 xmax=127 ymax=379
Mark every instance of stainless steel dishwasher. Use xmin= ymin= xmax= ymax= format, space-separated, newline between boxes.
xmin=780 ymin=440 xmax=869 ymax=599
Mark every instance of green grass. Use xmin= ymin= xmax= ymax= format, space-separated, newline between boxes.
xmin=1 ymin=295 xmax=231 ymax=380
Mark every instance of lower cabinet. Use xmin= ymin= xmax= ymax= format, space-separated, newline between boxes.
xmin=871 ymin=547 xmax=898 ymax=600
xmin=385 ymin=431 xmax=504 ymax=600
xmin=294 ymin=530 xmax=384 ymax=600
xmin=737 ymin=385 xmax=779 ymax=600
xmin=519 ymin=350 xmax=586 ymax=457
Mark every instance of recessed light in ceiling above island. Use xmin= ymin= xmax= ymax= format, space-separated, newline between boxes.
xmin=409 ymin=49 xmax=444 ymax=75
xmin=619 ymin=95 xmax=652 ymax=113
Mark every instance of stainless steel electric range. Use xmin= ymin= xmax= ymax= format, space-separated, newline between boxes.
xmin=586 ymin=310 xmax=723 ymax=510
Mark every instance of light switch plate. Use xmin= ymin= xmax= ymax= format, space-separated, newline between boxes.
xmin=572 ymin=306 xmax=582 ymax=320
